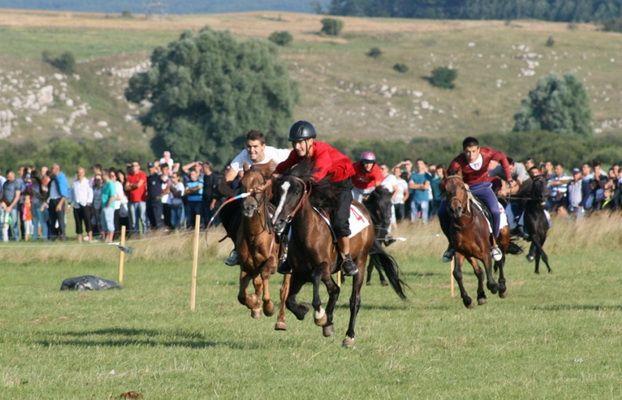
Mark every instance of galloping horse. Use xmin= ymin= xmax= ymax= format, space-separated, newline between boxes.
xmin=271 ymin=160 xmax=406 ymax=347
xmin=362 ymin=186 xmax=393 ymax=285
xmin=236 ymin=163 xmax=279 ymax=318
xmin=443 ymin=174 xmax=520 ymax=308
xmin=515 ymin=175 xmax=552 ymax=274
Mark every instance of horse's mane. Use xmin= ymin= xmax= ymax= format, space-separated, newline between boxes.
xmin=285 ymin=158 xmax=339 ymax=210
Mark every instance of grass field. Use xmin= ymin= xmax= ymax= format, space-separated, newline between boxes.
xmin=1 ymin=216 xmax=622 ymax=399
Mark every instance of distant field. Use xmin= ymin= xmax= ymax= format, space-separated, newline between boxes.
xmin=1 ymin=215 xmax=622 ymax=398
xmin=0 ymin=10 xmax=620 ymax=153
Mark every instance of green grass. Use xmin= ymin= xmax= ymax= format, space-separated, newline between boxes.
xmin=1 ymin=244 xmax=622 ymax=399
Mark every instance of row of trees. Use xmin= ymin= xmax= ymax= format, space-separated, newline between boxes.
xmin=327 ymin=0 xmax=622 ymax=22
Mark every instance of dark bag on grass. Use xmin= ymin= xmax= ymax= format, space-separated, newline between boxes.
xmin=60 ymin=275 xmax=121 ymax=291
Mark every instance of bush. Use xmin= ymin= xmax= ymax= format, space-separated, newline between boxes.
xmin=121 ymin=10 xmax=133 ymax=18
xmin=393 ymin=63 xmax=409 ymax=73
xmin=321 ymin=18 xmax=344 ymax=36
xmin=42 ymin=51 xmax=76 ymax=74
xmin=513 ymin=74 xmax=592 ymax=136
xmin=546 ymin=35 xmax=555 ymax=47
xmin=367 ymin=47 xmax=382 ymax=58
xmin=602 ymin=18 xmax=622 ymax=32
xmin=269 ymin=31 xmax=293 ymax=46
xmin=428 ymin=66 xmax=457 ymax=89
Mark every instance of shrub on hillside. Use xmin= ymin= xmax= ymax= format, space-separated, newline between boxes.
xmin=42 ymin=51 xmax=76 ymax=74
xmin=269 ymin=31 xmax=293 ymax=46
xmin=428 ymin=66 xmax=457 ymax=89
xmin=546 ymin=35 xmax=555 ymax=47
xmin=602 ymin=17 xmax=622 ymax=32
xmin=513 ymin=74 xmax=592 ymax=136
xmin=367 ymin=47 xmax=382 ymax=58
xmin=393 ymin=63 xmax=409 ymax=73
xmin=321 ymin=18 xmax=344 ymax=36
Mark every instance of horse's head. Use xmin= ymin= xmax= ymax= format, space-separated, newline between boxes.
xmin=363 ymin=186 xmax=393 ymax=238
xmin=443 ymin=175 xmax=469 ymax=219
xmin=271 ymin=173 xmax=308 ymax=236
xmin=530 ymin=175 xmax=548 ymax=205
xmin=240 ymin=163 xmax=274 ymax=218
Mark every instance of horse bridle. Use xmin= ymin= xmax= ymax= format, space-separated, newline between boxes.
xmin=445 ymin=174 xmax=473 ymax=215
xmin=272 ymin=175 xmax=310 ymax=227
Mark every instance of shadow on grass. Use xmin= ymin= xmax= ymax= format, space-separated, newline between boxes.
xmin=401 ymin=271 xmax=443 ymax=278
xmin=533 ymin=304 xmax=622 ymax=312
xmin=36 ymin=327 xmax=262 ymax=350
xmin=335 ymin=303 xmax=410 ymax=311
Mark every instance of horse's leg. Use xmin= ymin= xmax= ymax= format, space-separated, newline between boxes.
xmin=468 ymin=257 xmax=486 ymax=305
xmin=533 ymin=236 xmax=541 ymax=274
xmin=366 ymin=258 xmax=373 ymax=284
xmin=237 ymin=270 xmax=252 ymax=308
xmin=497 ymin=255 xmax=507 ymax=298
xmin=343 ymin=257 xmax=366 ymax=348
xmin=261 ymin=266 xmax=275 ymax=317
xmin=482 ymin=253 xmax=499 ymax=294
xmin=321 ymin=271 xmax=340 ymax=337
xmin=453 ymin=254 xmax=473 ymax=308
xmin=312 ymin=267 xmax=328 ymax=327
xmin=275 ymin=273 xmax=291 ymax=331
xmin=539 ymin=236 xmax=552 ymax=273
xmin=285 ymin=274 xmax=309 ymax=321
xmin=249 ymin=274 xmax=263 ymax=319
xmin=376 ymin=259 xmax=388 ymax=286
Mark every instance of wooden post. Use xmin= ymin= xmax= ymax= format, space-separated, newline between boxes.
xmin=118 ymin=225 xmax=126 ymax=285
xmin=450 ymin=257 xmax=455 ymax=298
xmin=190 ymin=214 xmax=201 ymax=311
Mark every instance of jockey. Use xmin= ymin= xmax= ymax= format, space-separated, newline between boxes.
xmin=439 ymin=136 xmax=516 ymax=263
xmin=351 ymin=151 xmax=383 ymax=202
xmin=221 ymin=130 xmax=290 ymax=266
xmin=274 ymin=120 xmax=359 ymax=276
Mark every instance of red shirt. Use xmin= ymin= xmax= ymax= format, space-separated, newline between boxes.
xmin=448 ymin=147 xmax=512 ymax=185
xmin=275 ymin=141 xmax=355 ymax=183
xmin=126 ymin=171 xmax=147 ymax=202
xmin=351 ymin=161 xmax=383 ymax=189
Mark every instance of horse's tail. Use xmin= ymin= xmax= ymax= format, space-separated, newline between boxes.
xmin=369 ymin=242 xmax=409 ymax=300
xmin=506 ymin=238 xmax=523 ymax=255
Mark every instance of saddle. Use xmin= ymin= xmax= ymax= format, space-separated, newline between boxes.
xmin=312 ymin=203 xmax=370 ymax=242
xmin=467 ymin=192 xmax=508 ymax=234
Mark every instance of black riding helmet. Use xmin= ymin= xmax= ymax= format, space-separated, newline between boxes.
xmin=288 ymin=120 xmax=317 ymax=142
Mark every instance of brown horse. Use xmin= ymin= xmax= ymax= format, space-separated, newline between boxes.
xmin=443 ymin=175 xmax=520 ymax=308
xmin=271 ymin=160 xmax=406 ymax=347
xmin=236 ymin=164 xmax=280 ymax=319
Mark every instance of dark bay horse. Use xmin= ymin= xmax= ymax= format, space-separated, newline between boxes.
xmin=271 ymin=161 xmax=406 ymax=347
xmin=236 ymin=164 xmax=279 ymax=318
xmin=443 ymin=175 xmax=520 ymax=308
xmin=363 ymin=186 xmax=394 ymax=286
xmin=515 ymin=175 xmax=552 ymax=274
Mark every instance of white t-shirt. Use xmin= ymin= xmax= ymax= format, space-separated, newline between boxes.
xmin=381 ymin=174 xmax=398 ymax=193
xmin=393 ymin=178 xmax=408 ymax=204
xmin=114 ymin=181 xmax=125 ymax=210
xmin=169 ymin=182 xmax=185 ymax=206
xmin=160 ymin=157 xmax=174 ymax=170
xmin=469 ymin=154 xmax=483 ymax=171
xmin=229 ymin=146 xmax=291 ymax=173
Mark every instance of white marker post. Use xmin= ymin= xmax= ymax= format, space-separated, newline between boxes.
xmin=190 ymin=215 xmax=201 ymax=311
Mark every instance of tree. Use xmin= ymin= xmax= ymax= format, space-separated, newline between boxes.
xmin=269 ymin=31 xmax=293 ymax=46
xmin=321 ymin=18 xmax=344 ymax=36
xmin=513 ymin=74 xmax=592 ymax=136
xmin=125 ymin=28 xmax=298 ymax=166
xmin=428 ymin=67 xmax=458 ymax=89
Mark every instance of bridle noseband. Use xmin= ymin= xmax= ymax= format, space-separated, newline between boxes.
xmin=272 ymin=175 xmax=310 ymax=227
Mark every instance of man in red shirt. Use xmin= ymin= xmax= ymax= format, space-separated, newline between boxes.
xmin=440 ymin=137 xmax=515 ymax=262
xmin=351 ymin=151 xmax=383 ymax=202
xmin=274 ymin=120 xmax=359 ymax=276
xmin=125 ymin=161 xmax=148 ymax=234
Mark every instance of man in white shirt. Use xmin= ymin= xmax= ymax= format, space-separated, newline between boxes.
xmin=160 ymin=151 xmax=174 ymax=170
xmin=222 ymin=130 xmax=291 ymax=266
xmin=71 ymin=167 xmax=94 ymax=242
xmin=379 ymin=164 xmax=399 ymax=227
xmin=392 ymin=166 xmax=409 ymax=223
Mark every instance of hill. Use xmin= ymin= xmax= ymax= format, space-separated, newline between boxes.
xmin=0 ymin=9 xmax=620 ymax=163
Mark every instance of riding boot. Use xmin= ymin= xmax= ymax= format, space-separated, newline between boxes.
xmin=490 ymin=237 xmax=503 ymax=262
xmin=224 ymin=249 xmax=239 ymax=266
xmin=337 ymin=236 xmax=358 ymax=276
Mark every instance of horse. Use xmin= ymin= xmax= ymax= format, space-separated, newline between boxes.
xmin=235 ymin=163 xmax=280 ymax=319
xmin=362 ymin=186 xmax=394 ymax=286
xmin=515 ymin=175 xmax=552 ymax=274
xmin=271 ymin=160 xmax=407 ymax=347
xmin=442 ymin=175 xmax=520 ymax=308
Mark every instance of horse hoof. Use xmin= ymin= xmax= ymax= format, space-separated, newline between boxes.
xmin=463 ymin=297 xmax=473 ymax=308
xmin=314 ymin=308 xmax=327 ymax=327
xmin=381 ymin=281 xmax=389 ymax=287
xmin=499 ymin=290 xmax=507 ymax=299
xmin=477 ymin=297 xmax=487 ymax=305
xmin=322 ymin=324 xmax=334 ymax=337
xmin=342 ymin=336 xmax=355 ymax=348
xmin=251 ymin=309 xmax=262 ymax=319
xmin=263 ymin=301 xmax=275 ymax=317
xmin=487 ymin=283 xmax=498 ymax=294
xmin=294 ymin=305 xmax=309 ymax=321
xmin=274 ymin=321 xmax=287 ymax=331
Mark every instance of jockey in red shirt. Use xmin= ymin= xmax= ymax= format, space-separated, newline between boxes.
xmin=439 ymin=136 xmax=516 ymax=262
xmin=273 ymin=120 xmax=359 ymax=276
xmin=351 ymin=151 xmax=383 ymax=202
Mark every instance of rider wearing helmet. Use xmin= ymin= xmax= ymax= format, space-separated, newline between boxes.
xmin=439 ymin=136 xmax=516 ymax=263
xmin=351 ymin=151 xmax=383 ymax=202
xmin=274 ymin=121 xmax=359 ymax=276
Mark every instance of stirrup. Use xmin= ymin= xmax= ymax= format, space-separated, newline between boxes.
xmin=491 ymin=246 xmax=503 ymax=262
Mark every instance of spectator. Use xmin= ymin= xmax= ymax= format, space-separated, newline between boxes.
xmin=28 ymin=170 xmax=47 ymax=240
xmin=160 ymin=150 xmax=174 ymax=170
xmin=115 ymin=170 xmax=130 ymax=235
xmin=567 ymin=168 xmax=583 ymax=218
xmin=71 ymin=167 xmax=93 ymax=242
xmin=428 ymin=164 xmax=443 ymax=218
xmin=580 ymin=163 xmax=593 ymax=209
xmin=593 ymin=160 xmax=607 ymax=181
xmin=548 ymin=163 xmax=571 ymax=214
xmin=48 ymin=163 xmax=69 ymax=241
xmin=185 ymin=169 xmax=203 ymax=228
xmin=379 ymin=164 xmax=399 ymax=227
xmin=126 ymin=161 xmax=148 ymax=235
xmin=160 ymin=164 xmax=172 ymax=228
xmin=524 ymin=157 xmax=535 ymax=171
xmin=201 ymin=161 xmax=220 ymax=227
xmin=409 ymin=159 xmax=431 ymax=223
xmin=22 ymin=193 xmax=33 ymax=241
xmin=146 ymin=162 xmax=163 ymax=229
xmin=1 ymin=170 xmax=22 ymax=241
xmin=110 ymin=169 xmax=125 ymax=235
xmin=391 ymin=166 xmax=409 ymax=223
xmin=169 ymin=172 xmax=185 ymax=229
xmin=91 ymin=173 xmax=103 ymax=240
xmin=0 ymin=168 xmax=5 ymax=188
xmin=100 ymin=169 xmax=118 ymax=243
